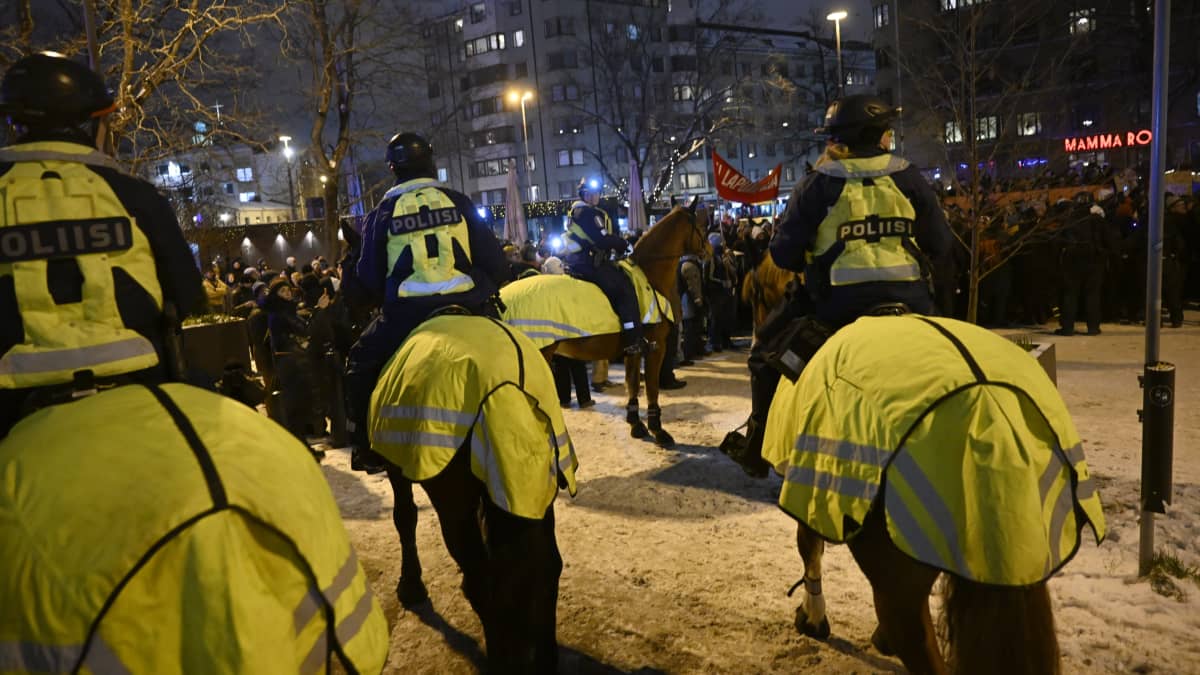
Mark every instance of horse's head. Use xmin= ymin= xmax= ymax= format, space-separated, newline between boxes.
xmin=676 ymin=197 xmax=711 ymax=259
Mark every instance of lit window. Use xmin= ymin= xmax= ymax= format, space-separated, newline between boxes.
xmin=438 ymin=167 xmax=449 ymax=182
xmin=236 ymin=167 xmax=253 ymax=182
xmin=1017 ymin=112 xmax=1042 ymax=136
xmin=470 ymin=2 xmax=485 ymax=24
xmin=679 ymin=173 xmax=706 ymax=189
xmin=514 ymin=29 xmax=525 ymax=47
xmin=874 ymin=3 xmax=889 ymax=28
xmin=1069 ymin=8 xmax=1095 ymax=34
xmin=557 ymin=150 xmax=571 ymax=167
xmin=944 ymin=121 xmax=963 ymax=144
xmin=627 ymin=24 xmax=640 ymax=40
xmin=238 ymin=191 xmax=257 ymax=203
xmin=572 ymin=149 xmax=585 ymax=165
xmin=975 ymin=115 xmax=998 ymax=141
xmin=784 ymin=166 xmax=795 ymax=182
xmin=672 ymin=84 xmax=694 ymax=101
xmin=454 ymin=18 xmax=463 ymax=32
xmin=941 ymin=0 xmax=988 ymax=9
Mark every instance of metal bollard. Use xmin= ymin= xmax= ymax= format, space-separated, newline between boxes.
xmin=1138 ymin=361 xmax=1175 ymax=513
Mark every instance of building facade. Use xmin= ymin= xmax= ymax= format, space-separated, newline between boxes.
xmin=420 ymin=0 xmax=876 ymax=232
xmin=872 ymin=0 xmax=1200 ymax=182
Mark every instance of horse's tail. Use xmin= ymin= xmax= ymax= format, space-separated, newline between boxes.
xmin=942 ymin=576 xmax=1060 ymax=675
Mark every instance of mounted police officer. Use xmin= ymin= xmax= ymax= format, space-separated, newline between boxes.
xmin=562 ymin=177 xmax=648 ymax=355
xmin=722 ymin=94 xmax=952 ymax=477
xmin=343 ymin=132 xmax=508 ymax=473
xmin=0 ymin=52 xmax=204 ymax=438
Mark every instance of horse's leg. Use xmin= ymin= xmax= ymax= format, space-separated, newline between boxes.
xmin=420 ymin=449 xmax=491 ymax=626
xmin=385 ymin=466 xmax=429 ymax=606
xmin=625 ymin=353 xmax=649 ymax=439
xmin=847 ymin=512 xmax=944 ymax=674
xmin=794 ymin=522 xmax=831 ymax=639
xmin=643 ymin=338 xmax=674 ymax=447
xmin=479 ymin=499 xmax=563 ymax=673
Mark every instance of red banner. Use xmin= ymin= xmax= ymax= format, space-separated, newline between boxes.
xmin=712 ymin=151 xmax=782 ymax=204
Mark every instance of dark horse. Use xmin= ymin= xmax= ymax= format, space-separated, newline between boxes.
xmin=372 ymin=314 xmax=576 ymax=673
xmin=504 ymin=202 xmax=710 ymax=447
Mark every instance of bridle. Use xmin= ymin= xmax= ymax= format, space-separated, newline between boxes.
xmin=633 ymin=207 xmax=709 ymax=262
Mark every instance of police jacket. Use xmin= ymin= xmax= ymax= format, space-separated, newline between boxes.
xmin=771 ymin=150 xmax=951 ymax=311
xmin=0 ymin=135 xmax=204 ymax=389
xmin=562 ymin=202 xmax=626 ymax=269
xmin=355 ymin=177 xmax=508 ymax=312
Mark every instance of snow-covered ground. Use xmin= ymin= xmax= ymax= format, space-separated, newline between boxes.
xmin=326 ymin=312 xmax=1200 ymax=674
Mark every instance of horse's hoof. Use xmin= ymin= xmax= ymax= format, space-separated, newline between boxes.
xmin=794 ymin=608 xmax=831 ymax=640
xmin=653 ymin=429 xmax=675 ymax=448
xmin=630 ymin=421 xmax=649 ymax=439
xmin=396 ymin=576 xmax=429 ymax=608
xmin=870 ymin=625 xmax=894 ymax=656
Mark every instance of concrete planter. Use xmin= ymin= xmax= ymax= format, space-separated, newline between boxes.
xmin=181 ymin=318 xmax=251 ymax=385
xmin=1029 ymin=342 xmax=1057 ymax=385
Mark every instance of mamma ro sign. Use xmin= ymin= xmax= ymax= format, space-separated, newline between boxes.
xmin=1064 ymin=129 xmax=1153 ymax=152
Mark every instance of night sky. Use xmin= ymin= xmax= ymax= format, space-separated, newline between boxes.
xmin=757 ymin=0 xmax=874 ymax=40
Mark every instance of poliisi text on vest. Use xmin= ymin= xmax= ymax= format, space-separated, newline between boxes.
xmin=390 ymin=206 xmax=461 ymax=235
xmin=838 ymin=217 xmax=914 ymax=242
xmin=0 ymin=217 xmax=133 ymax=264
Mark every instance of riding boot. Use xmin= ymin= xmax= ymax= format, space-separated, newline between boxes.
xmin=720 ymin=346 xmax=778 ymax=478
xmin=620 ymin=325 xmax=654 ymax=356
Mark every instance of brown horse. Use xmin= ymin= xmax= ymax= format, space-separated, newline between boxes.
xmin=740 ymin=250 xmax=798 ymax=337
xmin=513 ymin=203 xmax=710 ymax=447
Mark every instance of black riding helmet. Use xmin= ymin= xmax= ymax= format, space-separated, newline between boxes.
xmin=386 ymin=132 xmax=436 ymax=181
xmin=0 ymin=52 xmax=116 ymax=128
xmin=814 ymin=94 xmax=900 ymax=150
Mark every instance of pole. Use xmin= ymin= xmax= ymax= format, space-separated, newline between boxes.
xmin=892 ymin=0 xmax=904 ymax=154
xmin=82 ymin=0 xmax=100 ymax=69
xmin=286 ymin=162 xmax=297 ymax=221
xmin=834 ymin=19 xmax=844 ymax=98
xmin=520 ymin=97 xmax=531 ymax=200
xmin=1138 ymin=0 xmax=1172 ymax=577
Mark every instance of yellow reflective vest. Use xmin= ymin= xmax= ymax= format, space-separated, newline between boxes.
xmin=763 ymin=315 xmax=1106 ymax=586
xmin=562 ymin=201 xmax=612 ymax=255
xmin=370 ymin=314 xmax=578 ymax=520
xmin=810 ymin=154 xmax=923 ymax=286
xmin=0 ymin=383 xmax=388 ymax=674
xmin=383 ymin=177 xmax=476 ymax=297
xmin=0 ymin=141 xmax=163 ymax=388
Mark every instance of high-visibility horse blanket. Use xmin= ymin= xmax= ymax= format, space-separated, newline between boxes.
xmin=500 ymin=260 xmax=673 ymax=348
xmin=369 ymin=314 xmax=578 ymax=520
xmin=763 ymin=315 xmax=1106 ymax=586
xmin=0 ymin=383 xmax=388 ymax=674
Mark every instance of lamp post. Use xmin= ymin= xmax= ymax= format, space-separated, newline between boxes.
xmin=826 ymin=10 xmax=848 ymax=99
xmin=279 ymin=135 xmax=297 ymax=220
xmin=507 ymin=89 xmax=534 ymax=201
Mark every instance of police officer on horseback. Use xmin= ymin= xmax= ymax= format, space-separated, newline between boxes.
xmin=722 ymin=94 xmax=952 ymax=477
xmin=0 ymin=52 xmax=204 ymax=438
xmin=343 ymin=132 xmax=508 ymax=473
xmin=562 ymin=177 xmax=648 ymax=355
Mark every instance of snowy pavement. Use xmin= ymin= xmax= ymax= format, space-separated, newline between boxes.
xmin=326 ymin=312 xmax=1200 ymax=674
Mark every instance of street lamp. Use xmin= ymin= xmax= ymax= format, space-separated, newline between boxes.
xmin=279 ymin=135 xmax=297 ymax=220
xmin=826 ymin=10 xmax=848 ymax=98
xmin=507 ymin=89 xmax=534 ymax=200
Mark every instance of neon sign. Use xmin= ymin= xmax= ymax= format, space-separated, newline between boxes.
xmin=1064 ymin=129 xmax=1152 ymax=152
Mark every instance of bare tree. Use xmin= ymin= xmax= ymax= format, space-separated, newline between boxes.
xmin=281 ymin=0 xmax=428 ymax=241
xmin=560 ymin=0 xmax=763 ymax=205
xmin=899 ymin=0 xmax=1089 ymax=323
